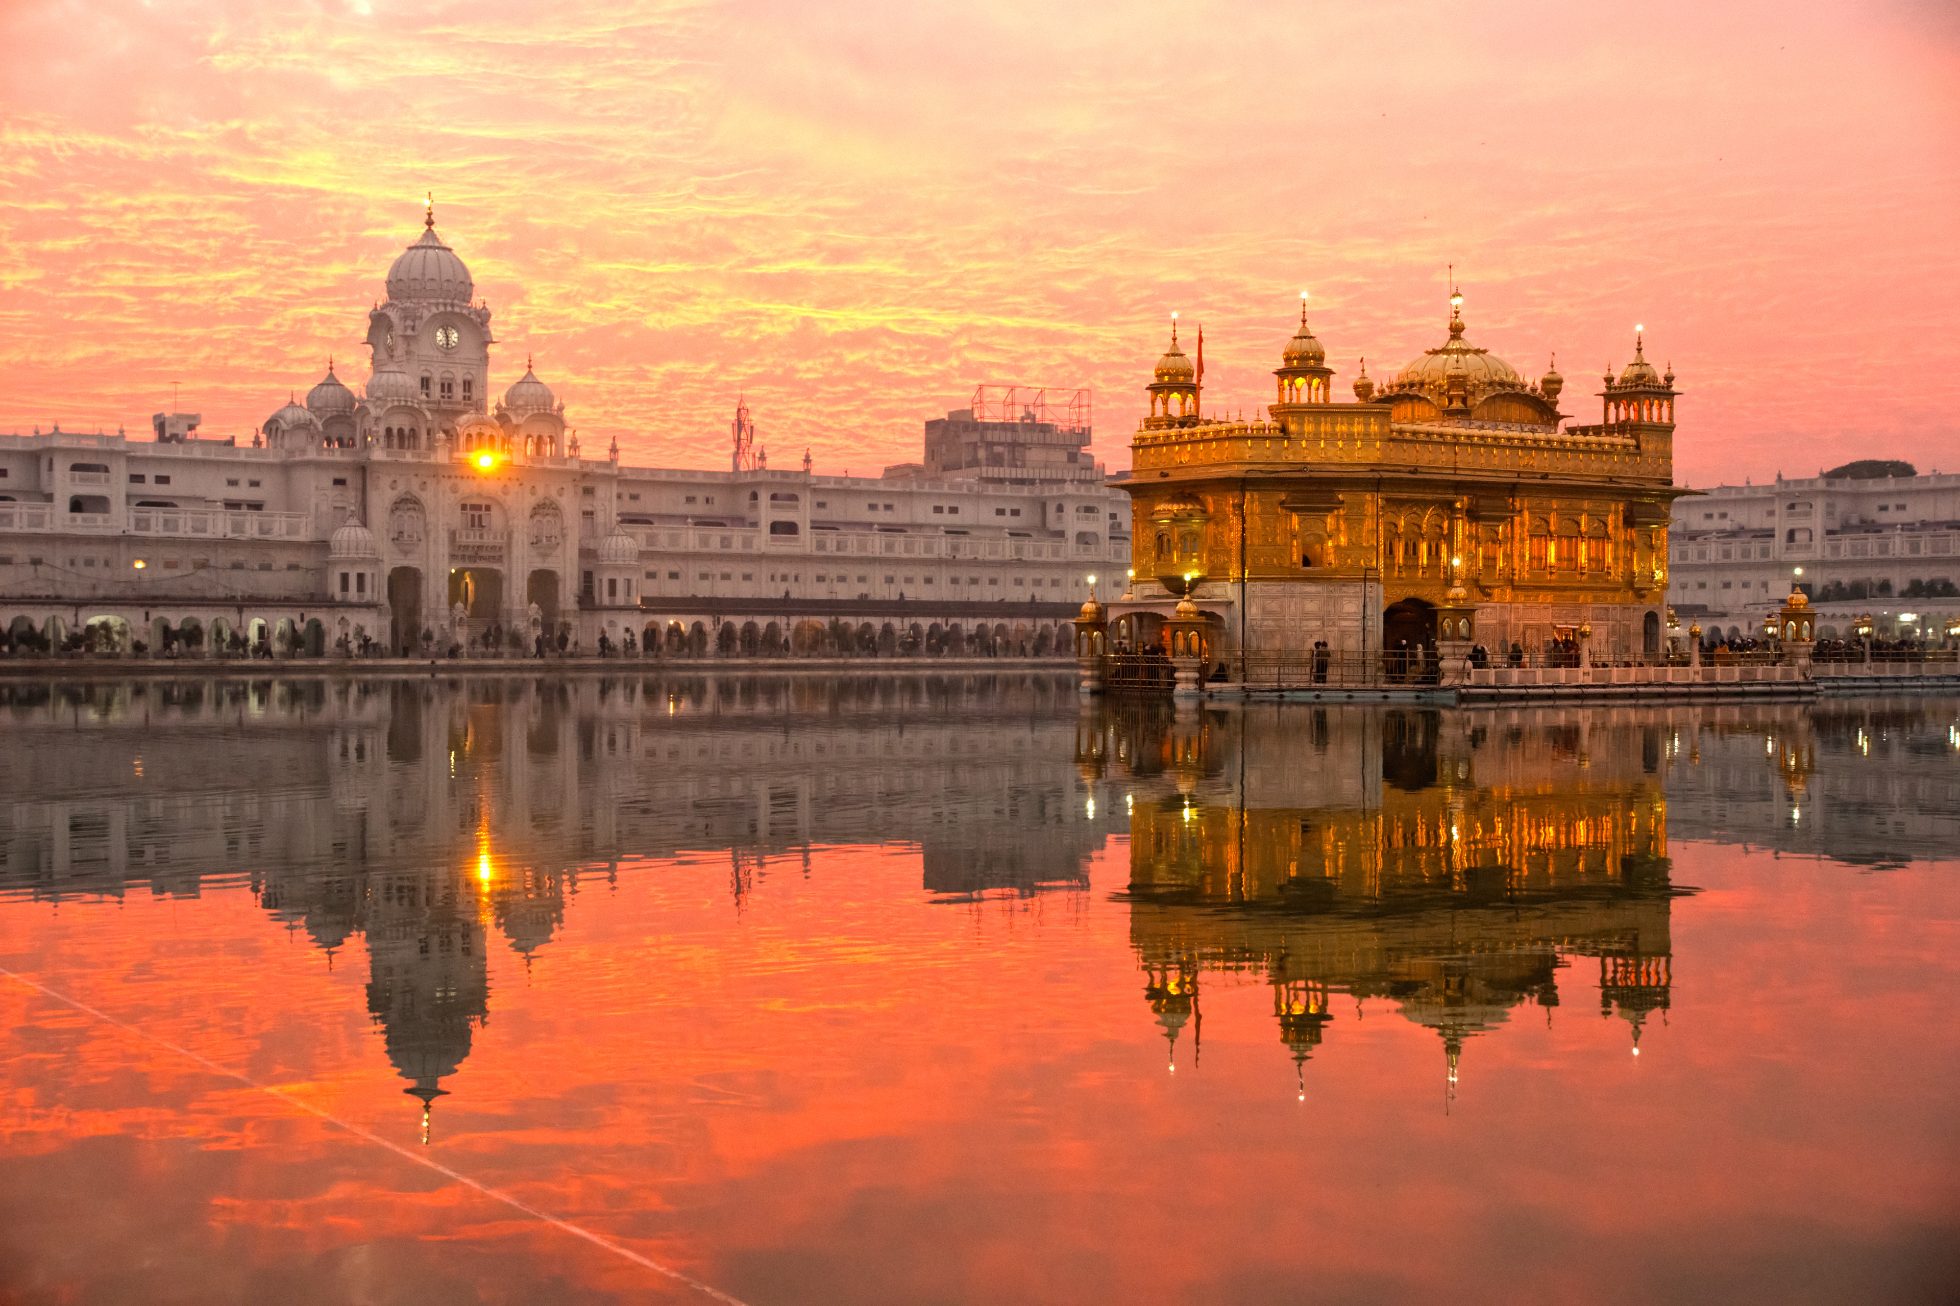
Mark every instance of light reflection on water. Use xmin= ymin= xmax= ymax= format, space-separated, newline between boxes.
xmin=0 ymin=676 xmax=1955 ymax=1304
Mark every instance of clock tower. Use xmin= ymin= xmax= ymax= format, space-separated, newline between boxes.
xmin=367 ymin=198 xmax=495 ymax=441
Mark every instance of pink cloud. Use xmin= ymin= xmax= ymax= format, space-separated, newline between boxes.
xmin=0 ymin=0 xmax=1955 ymax=483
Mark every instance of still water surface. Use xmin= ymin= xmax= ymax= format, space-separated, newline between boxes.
xmin=1 ymin=675 xmax=1956 ymax=1304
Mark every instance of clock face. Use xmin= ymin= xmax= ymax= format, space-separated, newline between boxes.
xmin=435 ymin=325 xmax=460 ymax=351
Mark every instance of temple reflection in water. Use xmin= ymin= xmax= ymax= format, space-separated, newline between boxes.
xmin=1 ymin=677 xmax=1954 ymax=1121
xmin=0 ymin=674 xmax=1096 ymax=1125
xmin=1079 ymin=704 xmax=1686 ymax=1098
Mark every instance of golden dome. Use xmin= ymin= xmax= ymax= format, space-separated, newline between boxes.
xmin=1282 ymin=304 xmax=1325 ymax=368
xmin=1174 ymin=594 xmax=1201 ymax=619
xmin=1352 ymin=357 xmax=1375 ymax=401
xmin=1078 ymin=596 xmax=1106 ymax=621
xmin=1391 ymin=295 xmax=1524 ymax=404
xmin=1618 ymin=332 xmax=1662 ymax=385
xmin=1785 ymin=589 xmax=1810 ymax=609
xmin=1154 ymin=328 xmax=1196 ymax=384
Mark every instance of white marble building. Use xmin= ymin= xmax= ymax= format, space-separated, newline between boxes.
xmin=1667 ymin=466 xmax=1960 ymax=641
xmin=0 ymin=211 xmax=1128 ymax=656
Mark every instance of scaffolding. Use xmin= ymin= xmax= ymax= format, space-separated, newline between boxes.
xmin=730 ymin=396 xmax=758 ymax=472
xmin=968 ymin=385 xmax=1091 ymax=436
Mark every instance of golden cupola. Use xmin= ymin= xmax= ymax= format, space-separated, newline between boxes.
xmin=1352 ymin=357 xmax=1375 ymax=401
xmin=1540 ymin=356 xmax=1564 ymax=406
xmin=1601 ymin=327 xmax=1677 ymax=425
xmin=1274 ymin=294 xmax=1334 ymax=407
xmin=1154 ymin=322 xmax=1196 ymax=384
xmin=1145 ymin=317 xmax=1200 ymax=429
xmin=1618 ymin=331 xmax=1662 ymax=385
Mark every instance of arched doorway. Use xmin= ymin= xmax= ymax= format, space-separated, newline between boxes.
xmin=526 ymin=569 xmax=560 ymax=636
xmin=448 ymin=567 xmax=504 ymax=623
xmin=1642 ymin=610 xmax=1661 ymax=659
xmin=84 ymin=615 xmax=130 ymax=654
xmin=388 ymin=567 xmax=423 ymax=654
xmin=1382 ymin=598 xmax=1437 ymax=682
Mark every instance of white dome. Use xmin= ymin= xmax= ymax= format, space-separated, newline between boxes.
xmin=504 ymin=363 xmax=556 ymax=414
xmin=306 ymin=364 xmax=356 ymax=415
xmin=366 ymin=368 xmax=418 ymax=405
xmin=329 ymin=519 xmax=380 ymax=559
xmin=265 ymin=399 xmax=316 ymax=432
xmin=597 ymin=525 xmax=639 ymax=565
xmin=385 ymin=225 xmax=473 ymax=304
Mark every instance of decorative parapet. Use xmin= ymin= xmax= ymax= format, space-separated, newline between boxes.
xmin=1132 ymin=405 xmax=1670 ymax=485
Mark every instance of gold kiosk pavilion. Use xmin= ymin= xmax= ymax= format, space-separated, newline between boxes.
xmin=1106 ymin=289 xmax=1687 ymax=679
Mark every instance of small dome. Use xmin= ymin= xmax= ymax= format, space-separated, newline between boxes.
xmin=265 ymin=399 xmax=316 ymax=432
xmin=385 ymin=224 xmax=474 ymax=304
xmin=1618 ymin=332 xmax=1663 ymax=385
xmin=1153 ymin=323 xmax=1196 ymax=384
xmin=1353 ymin=358 xmax=1376 ymax=401
xmin=306 ymin=363 xmax=356 ymax=415
xmin=366 ymin=367 xmax=418 ymax=406
xmin=1282 ymin=308 xmax=1326 ymax=368
xmin=1174 ymin=594 xmax=1201 ymax=619
xmin=1540 ymin=358 xmax=1564 ymax=403
xmin=597 ymin=525 xmax=638 ymax=565
xmin=504 ymin=362 xmax=556 ymax=414
xmin=1078 ymin=596 xmax=1106 ymax=621
xmin=329 ymin=519 xmax=380 ymax=559
xmin=1786 ymin=589 xmax=1810 ymax=609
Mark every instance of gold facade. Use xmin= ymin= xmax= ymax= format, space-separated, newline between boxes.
xmin=1079 ymin=704 xmax=1681 ymax=1093
xmin=1121 ymin=293 xmax=1686 ymax=660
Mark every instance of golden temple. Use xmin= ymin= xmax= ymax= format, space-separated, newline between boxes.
xmin=1110 ymin=288 xmax=1686 ymax=668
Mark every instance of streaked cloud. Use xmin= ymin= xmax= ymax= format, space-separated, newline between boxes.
xmin=1 ymin=0 xmax=1955 ymax=482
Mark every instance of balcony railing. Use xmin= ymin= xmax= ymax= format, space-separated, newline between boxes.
xmin=128 ymin=508 xmax=310 ymax=540
xmin=449 ymin=527 xmax=511 ymax=560
xmin=0 ymin=503 xmax=53 ymax=531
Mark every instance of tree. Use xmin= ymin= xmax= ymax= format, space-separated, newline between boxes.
xmin=1822 ymin=459 xmax=1916 ymax=480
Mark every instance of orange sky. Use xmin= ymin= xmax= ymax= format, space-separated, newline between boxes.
xmin=2 ymin=0 xmax=1957 ymax=484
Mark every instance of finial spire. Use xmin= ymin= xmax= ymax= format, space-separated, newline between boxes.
xmin=424 ymin=191 xmax=435 ymax=230
xmin=1299 ymin=288 xmax=1310 ymax=325
xmin=1447 ymin=267 xmax=1465 ymax=338
xmin=1170 ymin=310 xmax=1179 ymax=347
xmin=1634 ymin=323 xmax=1647 ymax=361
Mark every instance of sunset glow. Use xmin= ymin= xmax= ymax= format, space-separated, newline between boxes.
xmin=1 ymin=1 xmax=1957 ymax=480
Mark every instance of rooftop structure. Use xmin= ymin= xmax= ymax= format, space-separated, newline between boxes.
xmin=920 ymin=385 xmax=1101 ymax=486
